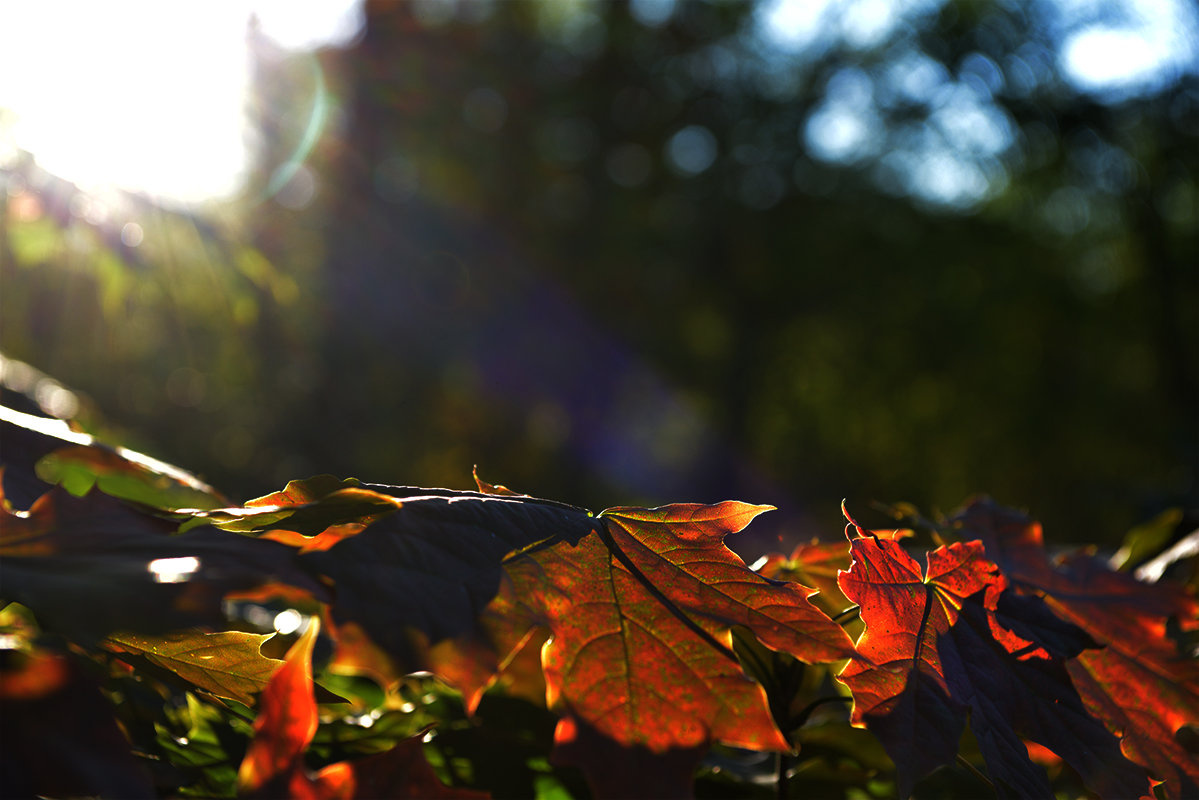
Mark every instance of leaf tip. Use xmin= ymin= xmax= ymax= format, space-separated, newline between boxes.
xmin=841 ymin=499 xmax=863 ymax=541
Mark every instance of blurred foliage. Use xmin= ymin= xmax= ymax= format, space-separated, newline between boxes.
xmin=1 ymin=0 xmax=1195 ymax=548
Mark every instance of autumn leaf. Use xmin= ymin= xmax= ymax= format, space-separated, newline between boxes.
xmin=582 ymin=504 xmax=856 ymax=740
xmin=0 ymin=484 xmax=324 ymax=644
xmin=302 ymin=488 xmax=599 ymax=671
xmin=239 ymin=619 xmax=484 ymax=800
xmin=836 ymin=534 xmax=989 ymax=797
xmin=104 ymin=630 xmax=283 ymax=706
xmin=238 ymin=621 xmax=336 ymax=799
xmin=472 ymin=467 xmax=524 ymax=496
xmin=835 ymin=525 xmax=1148 ymax=799
xmin=952 ymin=498 xmax=1199 ymax=798
xmin=438 ymin=500 xmax=855 ymax=797
xmin=194 ymin=476 xmax=403 ymax=535
xmin=754 ymin=538 xmax=854 ymax=614
xmin=305 ymin=483 xmax=853 ymax=797
xmin=940 ymin=589 xmax=1149 ymax=799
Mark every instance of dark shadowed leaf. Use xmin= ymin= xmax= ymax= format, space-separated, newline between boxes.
xmin=303 ymin=488 xmax=599 ymax=670
xmin=0 ymin=648 xmax=155 ymax=798
xmin=552 ymin=716 xmax=706 ymax=800
xmin=0 ymin=406 xmax=67 ymax=509
xmin=0 ymin=484 xmax=324 ymax=644
xmin=939 ymin=589 xmax=1150 ymax=799
xmin=953 ymin=498 xmax=1199 ymax=798
xmin=330 ymin=738 xmax=488 ymax=799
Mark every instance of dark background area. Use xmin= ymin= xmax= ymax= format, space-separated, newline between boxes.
xmin=2 ymin=0 xmax=1196 ymax=552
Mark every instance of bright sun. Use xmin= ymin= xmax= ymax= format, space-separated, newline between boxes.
xmin=0 ymin=1 xmax=361 ymax=206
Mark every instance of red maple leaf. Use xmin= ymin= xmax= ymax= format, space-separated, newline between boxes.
xmin=422 ymin=497 xmax=856 ymax=797
xmin=837 ymin=513 xmax=1149 ymax=798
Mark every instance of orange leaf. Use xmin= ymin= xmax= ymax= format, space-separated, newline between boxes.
xmin=837 ymin=527 xmax=1149 ymax=799
xmin=755 ymin=538 xmax=854 ymax=613
xmin=239 ymin=620 xmax=482 ymax=800
xmin=238 ymin=621 xmax=322 ymax=797
xmin=477 ymin=501 xmax=855 ymax=797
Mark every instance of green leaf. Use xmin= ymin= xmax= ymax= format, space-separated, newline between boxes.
xmin=36 ymin=445 xmax=226 ymax=511
xmin=1111 ymin=507 xmax=1185 ymax=571
xmin=0 ymin=404 xmax=226 ymax=512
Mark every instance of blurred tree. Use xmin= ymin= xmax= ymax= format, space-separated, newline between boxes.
xmin=1 ymin=0 xmax=1194 ymax=549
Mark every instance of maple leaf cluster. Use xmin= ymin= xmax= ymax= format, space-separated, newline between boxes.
xmin=1 ymin=404 xmax=1196 ymax=799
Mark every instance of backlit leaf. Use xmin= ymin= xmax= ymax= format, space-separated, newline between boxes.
xmin=303 ymin=488 xmax=599 ymax=670
xmin=754 ymin=539 xmax=854 ymax=614
xmin=238 ymin=619 xmax=484 ymax=800
xmin=104 ymin=630 xmax=283 ymax=706
xmin=238 ymin=620 xmax=326 ymax=798
xmin=836 ymin=535 xmax=990 ymax=798
xmin=835 ymin=527 xmax=1148 ymax=799
xmin=474 ymin=501 xmax=855 ymax=797
xmin=1 ymin=404 xmax=225 ymax=511
xmin=194 ymin=477 xmax=403 ymax=535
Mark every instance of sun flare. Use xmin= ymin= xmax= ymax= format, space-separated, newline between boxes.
xmin=0 ymin=0 xmax=361 ymax=206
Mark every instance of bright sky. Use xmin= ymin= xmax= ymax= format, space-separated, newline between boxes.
xmin=0 ymin=0 xmax=362 ymax=205
xmin=1059 ymin=0 xmax=1199 ymax=94
xmin=0 ymin=0 xmax=1194 ymax=207
xmin=758 ymin=0 xmax=1199 ymax=93
xmin=760 ymin=0 xmax=1197 ymax=208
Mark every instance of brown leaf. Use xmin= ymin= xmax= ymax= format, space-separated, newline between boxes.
xmin=104 ymin=630 xmax=283 ymax=706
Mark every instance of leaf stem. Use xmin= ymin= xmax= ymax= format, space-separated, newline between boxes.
xmin=788 ymin=695 xmax=852 ymax=731
xmin=832 ymin=605 xmax=861 ymax=624
xmin=954 ymin=754 xmax=994 ymax=790
xmin=776 ymin=751 xmax=790 ymax=800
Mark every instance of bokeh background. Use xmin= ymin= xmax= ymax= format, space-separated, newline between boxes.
xmin=1 ymin=0 xmax=1195 ymax=552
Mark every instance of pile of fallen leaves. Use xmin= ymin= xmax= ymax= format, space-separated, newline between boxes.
xmin=2 ymin=404 xmax=1196 ymax=799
